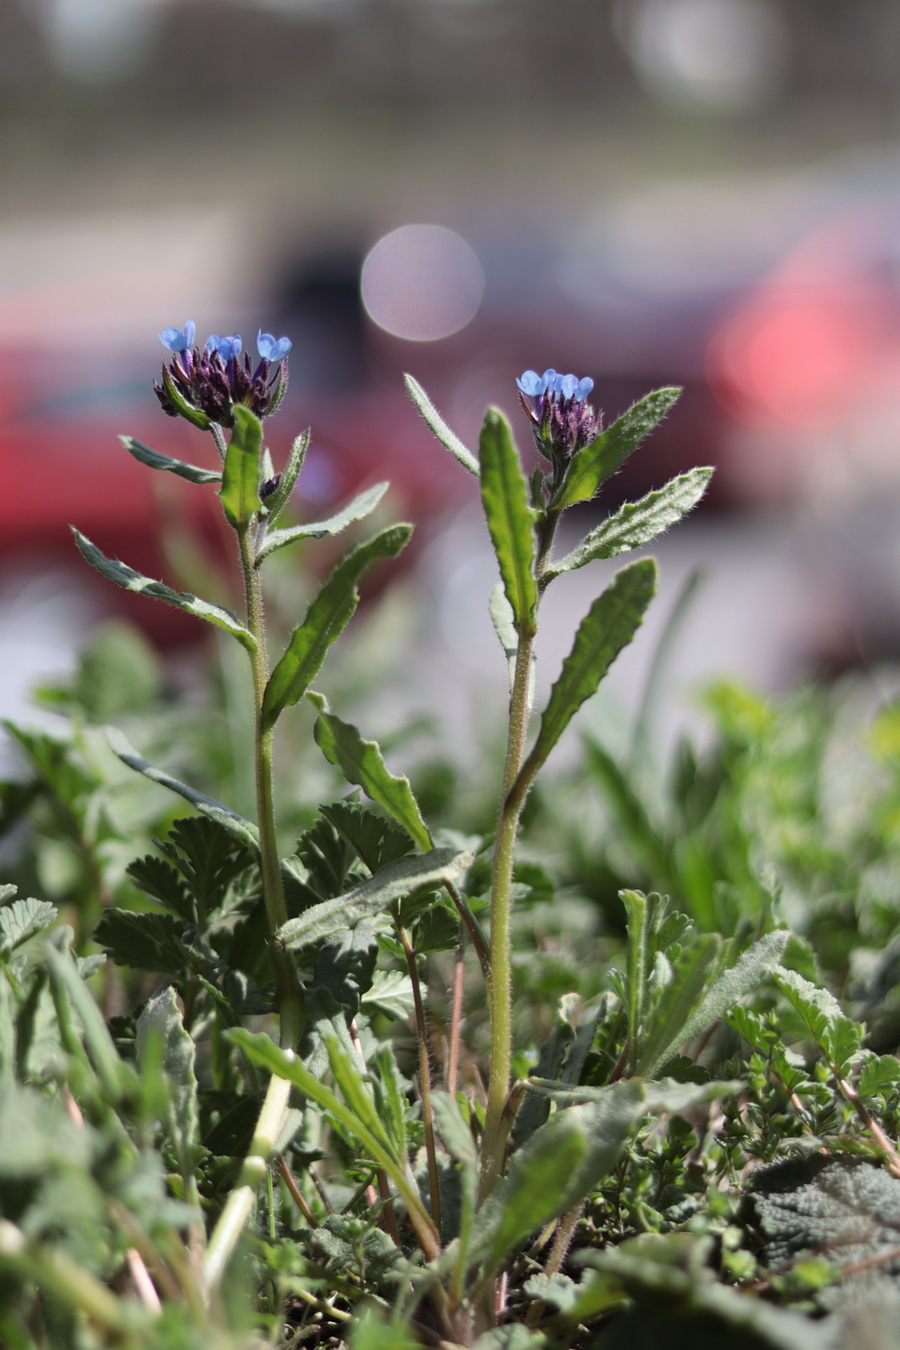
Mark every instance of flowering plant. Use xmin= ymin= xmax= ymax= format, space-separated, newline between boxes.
xmin=5 ymin=331 xmax=896 ymax=1350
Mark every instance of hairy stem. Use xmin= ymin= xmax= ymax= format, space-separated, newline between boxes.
xmin=394 ymin=909 xmax=443 ymax=1236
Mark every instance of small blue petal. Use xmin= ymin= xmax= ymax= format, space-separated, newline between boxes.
xmin=209 ymin=334 xmax=242 ymax=360
xmin=257 ymin=330 xmax=292 ymax=362
xmin=559 ymin=374 xmax=578 ymax=400
xmin=516 ymin=370 xmax=544 ymax=397
xmin=542 ymin=369 xmax=558 ymax=390
xmin=159 ymin=322 xmax=196 ymax=352
xmin=574 ymin=377 xmax=594 ymax=401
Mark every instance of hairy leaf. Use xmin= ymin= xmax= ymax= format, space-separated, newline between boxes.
xmin=309 ymin=693 xmax=432 ymax=852
xmin=108 ymin=728 xmax=260 ymax=852
xmin=73 ymin=531 xmax=256 ymax=652
xmin=522 ymin=559 xmax=656 ymax=781
xmin=259 ymin=428 xmax=309 ymax=524
xmin=257 ymin=481 xmax=388 ymax=562
xmin=136 ymin=985 xmax=199 ymax=1171
xmin=219 ymin=404 xmax=263 ymax=528
xmin=549 ymin=467 xmax=713 ymax=576
xmin=276 ymin=847 xmax=472 ymax=949
xmin=552 ymin=387 xmax=681 ymax=510
xmin=479 ymin=408 xmax=537 ymax=636
xmin=262 ymin=525 xmax=413 ymax=730
xmin=405 ymin=372 xmax=479 ymax=477
xmin=119 ymin=435 xmax=221 ymax=484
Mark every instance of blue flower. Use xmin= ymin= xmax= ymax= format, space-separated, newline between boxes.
xmin=207 ymin=334 xmax=242 ymax=361
xmin=257 ymin=330 xmax=292 ymax=362
xmin=516 ymin=367 xmax=599 ymax=460
xmin=159 ymin=321 xmax=196 ymax=352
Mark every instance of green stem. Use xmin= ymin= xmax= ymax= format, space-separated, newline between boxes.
xmin=479 ymin=511 xmax=560 ymax=1200
xmin=237 ymin=523 xmax=302 ymax=1051
xmin=394 ymin=909 xmax=442 ymax=1237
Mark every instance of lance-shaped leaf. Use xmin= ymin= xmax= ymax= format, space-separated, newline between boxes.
xmin=549 ymin=467 xmax=713 ymax=577
xmin=256 ymin=481 xmax=389 ymax=564
xmin=276 ymin=847 xmax=472 ymax=949
xmin=120 ymin=436 xmax=221 ymax=484
xmin=309 ymin=692 xmax=431 ymax=852
xmin=259 ymin=429 xmax=309 ymax=524
xmin=405 ymin=372 xmax=479 ymax=477
xmin=72 ymin=529 xmax=257 ymax=653
xmin=519 ymin=559 xmax=656 ymax=783
xmin=469 ymin=1081 xmax=647 ymax=1277
xmin=219 ymin=405 xmax=263 ymax=528
xmin=262 ymin=525 xmax=413 ymax=731
xmin=135 ymin=985 xmax=199 ymax=1173
xmin=637 ymin=927 xmax=792 ymax=1078
xmin=228 ymin=1029 xmax=438 ymax=1256
xmin=479 ymin=408 xmax=537 ymax=636
xmin=551 ymin=387 xmax=681 ymax=510
xmin=107 ymin=727 xmax=260 ymax=852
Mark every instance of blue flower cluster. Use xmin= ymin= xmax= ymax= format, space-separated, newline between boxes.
xmin=516 ymin=367 xmax=599 ymax=461
xmin=154 ymin=322 xmax=292 ymax=428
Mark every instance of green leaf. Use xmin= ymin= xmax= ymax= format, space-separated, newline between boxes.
xmin=470 ymin=1081 xmax=647 ymax=1276
xmin=479 ymin=409 xmax=537 ymax=636
xmin=44 ymin=944 xmax=125 ymax=1102
xmin=119 ymin=435 xmax=221 ymax=484
xmin=107 ymin=727 xmax=260 ymax=852
xmin=219 ymin=405 xmax=263 ymax=528
xmin=632 ymin=934 xmax=724 ymax=1077
xmin=72 ymin=530 xmax=256 ymax=653
xmin=229 ymin=1029 xmax=435 ymax=1245
xmin=261 ymin=525 xmax=413 ymax=731
xmin=135 ymin=986 xmax=199 ymax=1171
xmin=549 ymin=468 xmax=713 ymax=577
xmin=276 ymin=847 xmax=472 ymax=949
xmin=405 ymin=372 xmax=479 ymax=476
xmin=260 ymin=429 xmax=309 ymax=523
xmin=320 ymin=800 xmax=414 ymax=872
xmin=772 ymin=967 xmax=864 ymax=1073
xmin=360 ymin=968 xmax=415 ymax=1020
xmin=522 ymin=559 xmax=656 ymax=780
xmin=0 ymin=893 xmax=57 ymax=957
xmin=256 ymin=481 xmax=389 ymax=563
xmin=94 ymin=909 xmax=192 ymax=978
xmin=552 ymin=387 xmax=681 ymax=510
xmin=308 ymin=694 xmax=431 ymax=852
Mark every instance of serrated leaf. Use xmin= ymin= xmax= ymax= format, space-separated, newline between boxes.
xmin=360 ymin=968 xmax=415 ymax=1020
xmin=120 ymin=435 xmax=221 ymax=484
xmin=0 ymin=894 xmax=57 ymax=956
xmin=256 ymin=481 xmax=389 ymax=563
xmin=549 ymin=468 xmax=713 ymax=576
xmin=94 ymin=909 xmax=192 ymax=978
xmin=552 ymin=387 xmax=681 ymax=510
xmin=521 ymin=559 xmax=656 ymax=781
xmin=308 ymin=693 xmax=431 ymax=852
xmin=479 ymin=408 xmax=537 ymax=636
xmin=219 ymin=404 xmax=263 ymax=528
xmin=276 ymin=847 xmax=472 ymax=949
xmin=260 ymin=428 xmax=309 ymax=523
xmin=320 ymin=800 xmax=414 ymax=872
xmin=107 ymin=727 xmax=260 ymax=852
xmin=772 ymin=967 xmax=863 ymax=1071
xmin=261 ymin=525 xmax=413 ymax=731
xmin=72 ymin=530 xmax=256 ymax=652
xmin=405 ymin=372 xmax=479 ymax=476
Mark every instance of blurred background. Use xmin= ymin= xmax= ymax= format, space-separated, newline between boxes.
xmin=4 ymin=0 xmax=900 ymax=761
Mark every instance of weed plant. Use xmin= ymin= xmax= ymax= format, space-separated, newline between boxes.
xmin=2 ymin=329 xmax=900 ymax=1349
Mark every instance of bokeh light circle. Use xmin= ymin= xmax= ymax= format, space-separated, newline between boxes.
xmin=361 ymin=224 xmax=485 ymax=341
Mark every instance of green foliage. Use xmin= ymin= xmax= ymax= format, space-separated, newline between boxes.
xmin=8 ymin=361 xmax=893 ymax=1350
